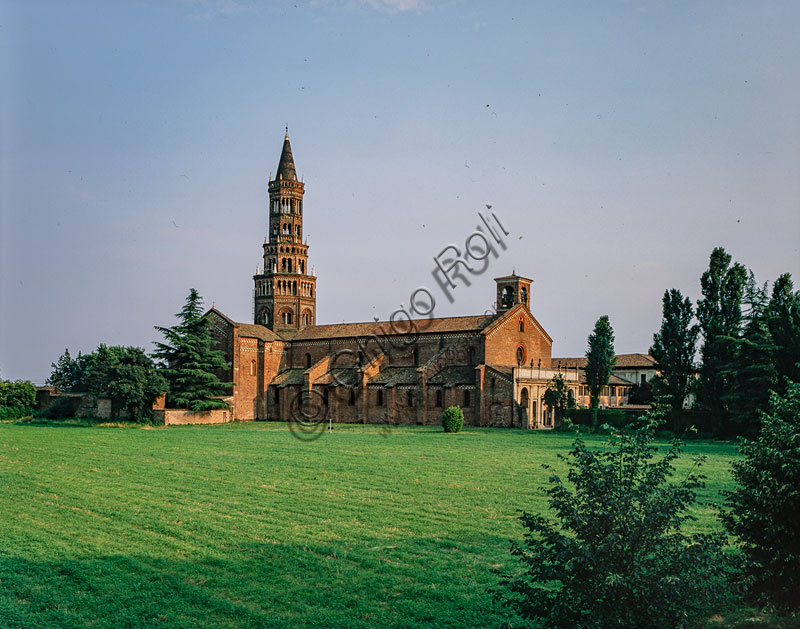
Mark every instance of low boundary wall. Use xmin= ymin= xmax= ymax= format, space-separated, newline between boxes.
xmin=154 ymin=409 xmax=232 ymax=425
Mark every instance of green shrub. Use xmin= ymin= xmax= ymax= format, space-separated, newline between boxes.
xmin=0 ymin=379 xmax=36 ymax=419
xmin=722 ymin=381 xmax=800 ymax=612
xmin=441 ymin=406 xmax=463 ymax=433
xmin=565 ymin=408 xmax=640 ymax=429
xmin=496 ymin=413 xmax=734 ymax=628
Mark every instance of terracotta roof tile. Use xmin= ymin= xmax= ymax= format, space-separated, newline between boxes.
xmin=291 ymin=314 xmax=497 ymax=341
xmin=552 ymin=353 xmax=656 ymax=370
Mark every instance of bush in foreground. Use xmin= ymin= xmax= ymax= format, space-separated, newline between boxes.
xmin=496 ymin=414 xmax=733 ymax=628
xmin=722 ymin=380 xmax=800 ymax=613
xmin=441 ymin=406 xmax=463 ymax=433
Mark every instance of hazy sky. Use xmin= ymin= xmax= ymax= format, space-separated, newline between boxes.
xmin=2 ymin=0 xmax=799 ymax=384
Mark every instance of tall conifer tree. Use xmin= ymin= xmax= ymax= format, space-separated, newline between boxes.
xmin=650 ymin=289 xmax=698 ymax=429
xmin=585 ymin=315 xmax=615 ymax=423
xmin=767 ymin=273 xmax=800 ymax=390
xmin=695 ymin=247 xmax=747 ymax=424
xmin=153 ymin=288 xmax=233 ymax=411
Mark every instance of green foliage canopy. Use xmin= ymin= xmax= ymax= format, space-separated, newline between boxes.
xmin=542 ymin=373 xmax=575 ymax=426
xmin=440 ymin=405 xmax=464 ymax=433
xmin=723 ymin=380 xmax=800 ymax=612
xmin=696 ymin=247 xmax=747 ymax=421
xmin=153 ymin=288 xmax=232 ymax=412
xmin=584 ymin=315 xmax=615 ymax=421
xmin=0 ymin=379 xmax=37 ymax=419
xmin=650 ymin=288 xmax=698 ymax=428
xmin=497 ymin=415 xmax=733 ymax=628
xmin=45 ymin=345 xmax=166 ymax=420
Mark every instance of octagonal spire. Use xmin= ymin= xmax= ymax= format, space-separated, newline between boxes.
xmin=275 ymin=127 xmax=297 ymax=181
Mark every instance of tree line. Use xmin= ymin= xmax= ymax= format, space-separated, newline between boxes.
xmin=551 ymin=246 xmax=799 ymax=435
xmin=45 ymin=288 xmax=231 ymax=421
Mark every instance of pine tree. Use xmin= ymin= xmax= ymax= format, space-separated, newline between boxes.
xmin=650 ymin=289 xmax=698 ymax=430
xmin=585 ymin=315 xmax=615 ymax=423
xmin=767 ymin=273 xmax=800 ymax=390
xmin=153 ymin=288 xmax=233 ymax=411
xmin=695 ymin=247 xmax=747 ymax=424
xmin=720 ymin=272 xmax=778 ymax=435
xmin=46 ymin=348 xmax=77 ymax=391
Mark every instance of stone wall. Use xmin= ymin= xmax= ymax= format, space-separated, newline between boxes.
xmin=155 ymin=408 xmax=232 ymax=425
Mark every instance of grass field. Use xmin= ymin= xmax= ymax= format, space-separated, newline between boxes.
xmin=0 ymin=421 xmax=742 ymax=628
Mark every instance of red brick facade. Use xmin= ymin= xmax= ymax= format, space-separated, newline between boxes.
xmin=210 ymin=133 xmax=558 ymax=428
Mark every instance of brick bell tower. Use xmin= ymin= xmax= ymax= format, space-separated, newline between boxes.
xmin=253 ymin=128 xmax=316 ymax=332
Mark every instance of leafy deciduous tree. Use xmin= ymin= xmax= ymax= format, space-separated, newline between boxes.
xmin=722 ymin=381 xmax=800 ymax=612
xmin=496 ymin=414 xmax=733 ymax=628
xmin=542 ymin=373 xmax=576 ymax=427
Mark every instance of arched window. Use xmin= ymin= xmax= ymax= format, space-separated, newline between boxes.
xmin=407 ymin=390 xmax=414 ymax=407
xmin=413 ymin=347 xmax=419 ymax=366
xmin=519 ymin=318 xmax=525 ymax=332
xmin=516 ymin=346 xmax=526 ymax=366
xmin=286 ymin=311 xmax=293 ymax=324
xmin=502 ymin=286 xmax=514 ymax=309
xmin=520 ymin=287 xmax=528 ymax=306
xmin=250 ymin=360 xmax=256 ymax=376
xmin=322 ymin=388 xmax=328 ymax=406
xmin=305 ymin=353 xmax=311 ymax=368
xmin=464 ymin=389 xmax=471 ymax=407
xmin=348 ymin=390 xmax=356 ymax=406
xmin=491 ymin=378 xmax=496 ymax=394
xmin=436 ymin=389 xmax=443 ymax=407
xmin=281 ymin=312 xmax=286 ymax=324
xmin=357 ymin=351 xmax=363 ymax=366
xmin=273 ymin=387 xmax=280 ymax=406
xmin=377 ymin=389 xmax=384 ymax=406
xmin=469 ymin=347 xmax=476 ymax=364
xmin=520 ymin=387 xmax=529 ymax=407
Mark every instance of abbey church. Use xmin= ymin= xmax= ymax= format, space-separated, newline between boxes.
xmin=208 ymin=132 xmax=651 ymax=428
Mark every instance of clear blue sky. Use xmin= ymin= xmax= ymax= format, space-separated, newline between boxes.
xmin=2 ymin=0 xmax=799 ymax=383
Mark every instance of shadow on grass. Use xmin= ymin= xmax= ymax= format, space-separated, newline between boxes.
xmin=0 ymin=539 xmax=510 ymax=629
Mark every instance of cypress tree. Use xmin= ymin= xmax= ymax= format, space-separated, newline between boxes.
xmin=650 ymin=289 xmax=698 ymax=430
xmin=695 ymin=247 xmax=747 ymax=425
xmin=585 ymin=315 xmax=615 ymax=423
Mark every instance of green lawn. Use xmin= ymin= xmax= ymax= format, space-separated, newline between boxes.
xmin=0 ymin=422 xmax=741 ymax=628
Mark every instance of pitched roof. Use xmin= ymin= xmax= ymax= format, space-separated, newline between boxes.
xmin=551 ymin=353 xmax=656 ymax=370
xmin=314 ymin=368 xmax=359 ymax=388
xmin=369 ymin=366 xmax=419 ymax=387
xmin=237 ymin=323 xmax=283 ymax=342
xmin=427 ymin=365 xmax=476 ymax=386
xmin=291 ymin=313 xmax=497 ymax=341
xmin=275 ymin=131 xmax=297 ymax=181
xmin=272 ymin=368 xmax=305 ymax=388
xmin=207 ymin=307 xmax=284 ymax=342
